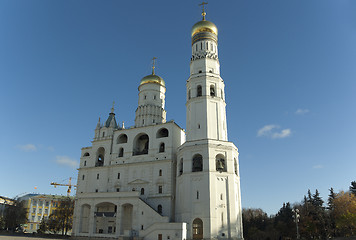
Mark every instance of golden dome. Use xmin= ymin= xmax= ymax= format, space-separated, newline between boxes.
xmin=140 ymin=74 xmax=165 ymax=87
xmin=191 ymin=20 xmax=218 ymax=37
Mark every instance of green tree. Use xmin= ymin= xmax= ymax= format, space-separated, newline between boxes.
xmin=3 ymin=200 xmax=27 ymax=232
xmin=327 ymin=187 xmax=337 ymax=237
xmin=37 ymin=217 xmax=48 ymax=234
xmin=274 ymin=202 xmax=294 ymax=239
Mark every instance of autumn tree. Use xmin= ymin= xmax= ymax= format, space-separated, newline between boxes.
xmin=350 ymin=181 xmax=356 ymax=196
xmin=47 ymin=198 xmax=74 ymax=235
xmin=333 ymin=191 xmax=356 ymax=236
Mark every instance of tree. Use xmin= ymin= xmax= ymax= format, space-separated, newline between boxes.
xmin=333 ymin=191 xmax=356 ymax=236
xmin=327 ymin=188 xmax=337 ymax=237
xmin=274 ymin=202 xmax=294 ymax=239
xmin=350 ymin=181 xmax=356 ymax=196
xmin=48 ymin=198 xmax=74 ymax=235
xmin=3 ymin=200 xmax=27 ymax=232
xmin=37 ymin=217 xmax=48 ymax=234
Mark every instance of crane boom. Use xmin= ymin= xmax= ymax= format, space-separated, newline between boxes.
xmin=51 ymin=177 xmax=77 ymax=196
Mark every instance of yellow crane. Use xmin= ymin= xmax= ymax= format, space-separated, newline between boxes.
xmin=51 ymin=177 xmax=77 ymax=197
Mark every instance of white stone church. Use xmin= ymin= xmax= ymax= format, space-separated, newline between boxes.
xmin=72 ymin=8 xmax=243 ymax=240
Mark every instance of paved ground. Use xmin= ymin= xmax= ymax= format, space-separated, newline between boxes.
xmin=0 ymin=236 xmax=70 ymax=240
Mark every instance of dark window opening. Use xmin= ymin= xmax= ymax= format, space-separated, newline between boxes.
xmin=84 ymin=161 xmax=86 ymax=166
xmin=118 ymin=173 xmax=120 ymax=179
xmin=157 ymin=128 xmax=169 ymax=138
xmin=117 ymin=134 xmax=128 ymax=144
xmin=159 ymin=143 xmax=165 ymax=153
xmin=192 ymin=154 xmax=203 ymax=172
xmin=197 ymin=85 xmax=202 ymax=97
xmin=158 ymin=205 xmax=162 ymax=214
xmin=159 ymin=169 xmax=162 ymax=176
xmin=210 ymin=85 xmax=215 ymax=96
xmin=133 ymin=134 xmax=149 ymax=155
xmin=158 ymin=185 xmax=162 ymax=194
xmin=141 ymin=188 xmax=145 ymax=195
xmin=119 ymin=148 xmax=124 ymax=157
xmin=216 ymin=154 xmax=227 ymax=172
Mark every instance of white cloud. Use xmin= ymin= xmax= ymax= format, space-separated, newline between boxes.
xmin=295 ymin=108 xmax=309 ymax=115
xmin=257 ymin=125 xmax=291 ymax=139
xmin=55 ymin=156 xmax=79 ymax=169
xmin=313 ymin=165 xmax=323 ymax=169
xmin=257 ymin=125 xmax=278 ymax=137
xmin=17 ymin=144 xmax=37 ymax=152
xmin=272 ymin=129 xmax=291 ymax=139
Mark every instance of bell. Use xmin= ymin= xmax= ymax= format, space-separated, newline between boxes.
xmin=217 ymin=160 xmax=224 ymax=172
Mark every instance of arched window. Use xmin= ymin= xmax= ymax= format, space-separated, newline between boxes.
xmin=210 ymin=85 xmax=215 ymax=96
xmin=157 ymin=205 xmax=162 ymax=214
xmin=192 ymin=154 xmax=203 ymax=172
xmin=216 ymin=154 xmax=226 ymax=172
xmin=133 ymin=133 xmax=149 ymax=156
xmin=156 ymin=128 xmax=169 ymax=138
xmin=118 ymin=148 xmax=124 ymax=157
xmin=96 ymin=147 xmax=105 ymax=167
xmin=159 ymin=143 xmax=165 ymax=153
xmin=197 ymin=85 xmax=202 ymax=97
xmin=117 ymin=134 xmax=128 ymax=144
xmin=83 ymin=152 xmax=90 ymax=157
xmin=179 ymin=158 xmax=183 ymax=176
xmin=141 ymin=188 xmax=145 ymax=195
xmin=192 ymin=218 xmax=203 ymax=239
xmin=159 ymin=169 xmax=162 ymax=176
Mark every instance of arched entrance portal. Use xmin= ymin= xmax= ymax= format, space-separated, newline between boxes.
xmin=94 ymin=202 xmax=117 ymax=234
xmin=192 ymin=218 xmax=203 ymax=240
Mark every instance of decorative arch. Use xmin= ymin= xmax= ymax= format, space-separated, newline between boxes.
xmin=80 ymin=204 xmax=91 ymax=233
xmin=192 ymin=154 xmax=203 ymax=172
xmin=192 ymin=218 xmax=203 ymax=239
xmin=216 ymin=154 xmax=227 ymax=172
xmin=96 ymin=147 xmax=105 ymax=167
xmin=117 ymin=134 xmax=128 ymax=144
xmin=133 ymin=133 xmax=149 ymax=156
xmin=156 ymin=128 xmax=169 ymax=138
xmin=94 ymin=202 xmax=117 ymax=234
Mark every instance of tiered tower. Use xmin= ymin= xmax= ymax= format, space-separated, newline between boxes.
xmin=175 ymin=5 xmax=243 ymax=240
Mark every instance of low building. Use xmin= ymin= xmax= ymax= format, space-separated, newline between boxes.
xmin=0 ymin=196 xmax=15 ymax=218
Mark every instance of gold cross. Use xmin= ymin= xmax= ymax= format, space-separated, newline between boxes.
xmin=152 ymin=57 xmax=157 ymax=75
xmin=199 ymin=2 xmax=208 ymax=20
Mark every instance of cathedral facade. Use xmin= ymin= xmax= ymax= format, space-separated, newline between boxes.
xmin=72 ymin=9 xmax=243 ymax=240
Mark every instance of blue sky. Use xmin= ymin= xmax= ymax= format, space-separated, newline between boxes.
xmin=1 ymin=0 xmax=355 ymax=215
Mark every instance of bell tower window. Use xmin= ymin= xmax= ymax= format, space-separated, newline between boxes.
xmin=197 ymin=85 xmax=202 ymax=97
xmin=210 ymin=85 xmax=215 ymax=96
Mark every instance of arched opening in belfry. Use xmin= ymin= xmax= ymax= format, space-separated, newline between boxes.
xmin=216 ymin=154 xmax=227 ymax=172
xmin=121 ymin=204 xmax=133 ymax=235
xmin=94 ymin=202 xmax=117 ymax=234
xmin=192 ymin=154 xmax=203 ymax=172
xmin=210 ymin=85 xmax=215 ymax=96
xmin=117 ymin=134 xmax=128 ymax=144
xmin=79 ymin=204 xmax=90 ymax=233
xmin=83 ymin=152 xmax=90 ymax=157
xmin=157 ymin=128 xmax=169 ymax=138
xmin=96 ymin=147 xmax=105 ymax=167
xmin=197 ymin=85 xmax=202 ymax=97
xmin=133 ymin=133 xmax=149 ymax=156
xmin=192 ymin=218 xmax=203 ymax=240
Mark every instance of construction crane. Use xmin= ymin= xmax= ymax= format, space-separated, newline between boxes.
xmin=51 ymin=177 xmax=77 ymax=197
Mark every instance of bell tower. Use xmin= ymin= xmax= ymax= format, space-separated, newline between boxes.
xmin=175 ymin=4 xmax=244 ymax=240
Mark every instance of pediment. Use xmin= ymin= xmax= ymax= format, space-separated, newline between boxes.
xmin=128 ymin=179 xmax=149 ymax=185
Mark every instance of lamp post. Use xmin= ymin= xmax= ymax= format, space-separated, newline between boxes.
xmin=292 ymin=208 xmax=300 ymax=239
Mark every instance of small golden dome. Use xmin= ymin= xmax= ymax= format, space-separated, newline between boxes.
xmin=191 ymin=20 xmax=218 ymax=37
xmin=140 ymin=74 xmax=165 ymax=87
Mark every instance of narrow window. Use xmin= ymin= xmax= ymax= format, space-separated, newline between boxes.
xmin=221 ymin=90 xmax=224 ymax=100
xmin=159 ymin=143 xmax=165 ymax=153
xmin=102 ymin=132 xmax=105 ymax=137
xmin=141 ymin=225 xmax=144 ymax=230
xmin=158 ymin=205 xmax=162 ymax=214
xmin=142 ymin=119 xmax=145 ymax=125
xmin=197 ymin=191 xmax=199 ymax=199
xmin=119 ymin=148 xmax=124 ymax=157
xmin=201 ymin=42 xmax=202 ymax=50
xmin=158 ymin=185 xmax=162 ymax=194
xmin=84 ymin=161 xmax=86 ymax=166
xmin=206 ymin=42 xmax=208 ymax=49
xmin=220 ymin=194 xmax=223 ymax=200
xmin=141 ymin=188 xmax=145 ymax=195
xmin=154 ymin=95 xmax=156 ymax=100
xmin=97 ymin=174 xmax=99 ymax=179
xmin=159 ymin=169 xmax=162 ymax=176
xmin=198 ymin=124 xmax=200 ymax=129
xmin=82 ymin=175 xmax=85 ymax=180
xmin=196 ymin=44 xmax=198 ymax=51
xmin=117 ymin=173 xmax=120 ymax=179
xmin=197 ymin=85 xmax=202 ymax=97
xmin=188 ymin=89 xmax=191 ymax=99
xmin=153 ymin=119 xmax=155 ymax=123
xmin=116 ymin=188 xmax=120 ymax=192
xmin=144 ymin=95 xmax=147 ymax=99
xmin=179 ymin=158 xmax=183 ymax=176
